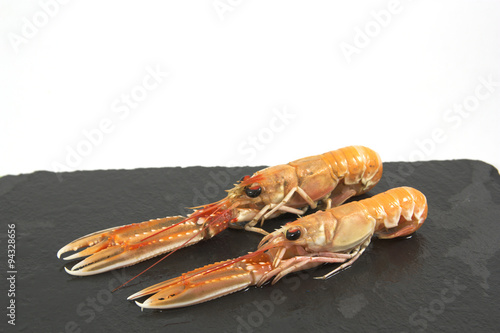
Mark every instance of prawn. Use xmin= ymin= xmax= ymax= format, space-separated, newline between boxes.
xmin=58 ymin=146 xmax=382 ymax=276
xmin=129 ymin=187 xmax=427 ymax=310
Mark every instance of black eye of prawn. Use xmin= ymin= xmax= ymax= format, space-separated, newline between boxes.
xmin=245 ymin=185 xmax=261 ymax=198
xmin=286 ymin=227 xmax=301 ymax=241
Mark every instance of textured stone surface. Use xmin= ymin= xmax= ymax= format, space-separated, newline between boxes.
xmin=1 ymin=160 xmax=499 ymax=332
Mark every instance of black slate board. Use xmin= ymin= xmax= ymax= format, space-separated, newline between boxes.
xmin=1 ymin=160 xmax=500 ymax=333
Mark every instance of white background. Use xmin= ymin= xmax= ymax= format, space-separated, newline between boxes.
xmin=1 ymin=0 xmax=499 ymax=177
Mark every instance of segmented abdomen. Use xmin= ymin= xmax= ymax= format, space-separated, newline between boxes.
xmin=321 ymin=146 xmax=383 ymax=191
xmin=275 ymin=146 xmax=383 ymax=207
xmin=360 ymin=187 xmax=428 ymax=239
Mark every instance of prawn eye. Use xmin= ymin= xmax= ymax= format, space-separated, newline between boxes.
xmin=286 ymin=227 xmax=301 ymax=241
xmin=245 ymin=185 xmax=261 ymax=198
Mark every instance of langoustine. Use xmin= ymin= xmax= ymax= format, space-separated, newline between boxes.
xmin=129 ymin=186 xmax=428 ymax=309
xmin=58 ymin=146 xmax=383 ymax=276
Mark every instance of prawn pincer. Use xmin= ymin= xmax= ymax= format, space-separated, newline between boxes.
xmin=129 ymin=187 xmax=427 ymax=309
xmin=57 ymin=146 xmax=382 ymax=276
